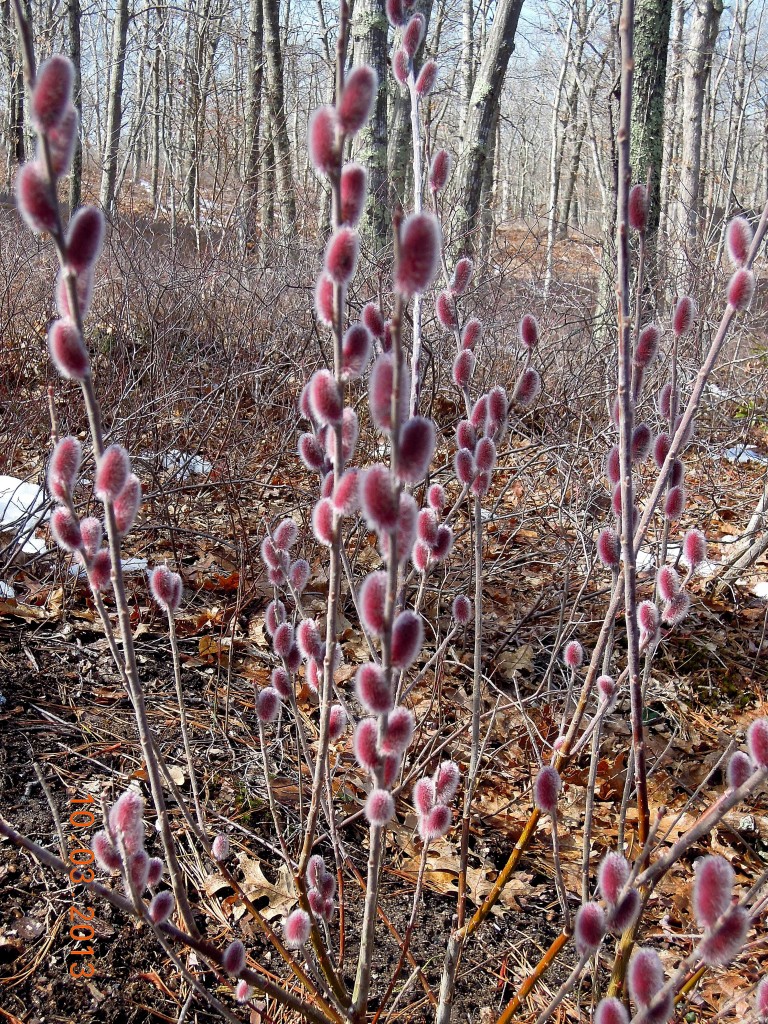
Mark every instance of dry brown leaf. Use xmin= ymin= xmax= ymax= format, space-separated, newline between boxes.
xmin=236 ymin=852 xmax=296 ymax=921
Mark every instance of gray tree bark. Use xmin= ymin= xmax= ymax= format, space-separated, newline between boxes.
xmin=630 ymin=0 xmax=673 ymax=232
xmin=67 ymin=0 xmax=82 ymax=210
xmin=452 ymin=0 xmax=525 ymax=247
xmin=262 ymin=0 xmax=296 ymax=226
xmin=672 ymin=0 xmax=724 ymax=291
xmin=351 ymin=0 xmax=389 ymax=242
xmin=243 ymin=0 xmax=264 ymax=242
xmin=99 ymin=0 xmax=129 ymax=212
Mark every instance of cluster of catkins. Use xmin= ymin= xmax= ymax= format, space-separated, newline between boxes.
xmin=92 ymin=790 xmax=173 ymax=922
xmin=436 ymin=251 xmax=541 ymax=501
xmin=597 ymin=190 xmax=758 ymax=647
xmin=388 ymin=0 xmax=438 ymax=96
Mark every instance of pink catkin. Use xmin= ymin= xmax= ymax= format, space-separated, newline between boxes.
xmin=415 ymin=59 xmax=438 ymax=96
xmin=47 ymin=105 xmax=77 ymax=176
xmin=628 ymin=947 xmax=664 ymax=1008
xmin=657 ymin=565 xmax=681 ymax=602
xmin=727 ymin=750 xmax=753 ymax=790
xmin=669 ymin=458 xmax=685 ymax=489
xmin=222 ymin=939 xmax=246 ymax=974
xmin=324 ymin=227 xmax=359 ymax=284
xmin=434 ymin=761 xmax=460 ymax=803
xmin=598 ymin=852 xmax=630 ymax=905
xmin=48 ymin=436 xmax=82 ymax=500
xmin=94 ymin=444 xmax=130 ymax=501
xmin=692 ymin=855 xmax=733 ymax=929
xmin=360 ymin=464 xmax=398 ymax=532
xmin=56 ymin=265 xmax=93 ymax=320
xmin=272 ymin=622 xmax=294 ymax=659
xmin=89 ymin=549 xmax=112 ymax=591
xmin=429 ymin=149 xmax=451 ymax=192
xmin=432 ymin=525 xmax=453 ymax=561
xmin=470 ymin=395 xmax=488 ymax=431
xmin=340 ymin=163 xmax=368 ymax=227
xmin=683 ymin=528 xmax=707 ymax=569
xmin=354 ymin=718 xmax=380 ymax=770
xmin=726 ymin=216 xmax=753 ymax=268
xmin=658 ymin=384 xmax=675 ymax=421
xmin=32 ymin=56 xmax=73 ymax=131
xmin=382 ymin=493 xmax=418 ymax=564
xmin=257 ymin=687 xmax=281 ymax=723
xmin=662 ymin=590 xmax=690 ymax=627
xmin=563 ymin=640 xmax=583 ymax=669
xmin=392 ymin=47 xmax=410 ymax=86
xmin=308 ymin=368 xmax=343 ymax=425
xmin=362 ymin=302 xmax=385 ymax=338
xmin=395 ymin=213 xmax=441 ymax=296
xmin=393 ymin=610 xmax=423 ymax=667
xmin=519 ymin=313 xmax=539 ymax=349
xmin=452 ymin=594 xmax=472 ymax=624
xmin=109 ymin=790 xmax=144 ymax=854
xmin=747 ymin=717 xmax=768 ymax=768
xmin=462 ymin=318 xmax=482 ymax=350
xmin=699 ymin=906 xmax=749 ymax=967
xmin=427 ymin=483 xmax=445 ymax=511
xmin=534 ymin=765 xmax=561 ymax=815
xmin=296 ymin=619 xmax=322 ymax=660
xmin=380 ymin=706 xmax=414 ymax=754
xmin=673 ymin=295 xmax=696 ymax=337
xmin=513 ymin=367 xmax=541 ymax=409
xmin=418 ymin=508 xmax=438 ymax=545
xmin=314 ymin=273 xmax=335 ymax=326
xmin=664 ymin=485 xmax=685 ymax=520
xmin=456 ymin=419 xmax=476 ymax=452
xmin=452 ymin=350 xmax=475 ymax=388
xmin=386 ymin=0 xmax=406 ymax=26
xmin=637 ymin=600 xmax=660 ymax=638
xmin=283 ymin=909 xmax=311 ymax=948
xmin=338 ymin=66 xmax=378 ymax=135
xmin=419 ymin=804 xmax=451 ymax=841
xmin=16 ymin=162 xmax=58 ymax=234
xmin=48 ymin=319 xmax=89 ymax=379
xmin=411 ymin=541 xmax=430 ymax=573
xmin=51 ymin=507 xmax=82 ymax=551
xmin=342 ymin=322 xmax=372 ymax=380
xmin=574 ymin=902 xmax=606 ymax=955
xmin=606 ymin=889 xmax=641 ymax=936
xmin=149 ymin=891 xmax=174 ymax=924
xmin=398 ymin=416 xmax=435 ymax=483
xmin=451 ymin=257 xmax=473 ymax=295
xmin=756 ymin=978 xmax=768 ymax=1020
xmin=455 ymin=449 xmax=476 ymax=486
xmin=114 ymin=475 xmax=141 ymax=535
xmin=289 ymin=559 xmax=310 ymax=593
xmin=402 ymin=13 xmax=425 ymax=56
xmin=727 ymin=268 xmax=755 ymax=311
xmin=66 ymin=206 xmax=105 ymax=273
xmin=628 ymin=183 xmax=648 ymax=232
xmin=632 ymin=423 xmax=652 ymax=461
xmin=308 ymin=105 xmax=337 ymax=175
xmin=594 ymin=998 xmax=629 ymax=1024
xmin=265 ymin=599 xmax=285 ymax=635
xmin=356 ymin=664 xmax=393 ymax=714
xmin=311 ymin=498 xmax=335 ymax=545
xmin=359 ymin=571 xmax=387 ymax=635
xmin=147 ymin=857 xmax=164 ymax=887
xmin=80 ymin=517 xmax=102 ymax=558
xmin=329 ymin=704 xmax=347 ymax=742
xmin=598 ymin=674 xmax=617 ymax=709
xmin=436 ymin=289 xmax=458 ymax=330
xmin=413 ymin=777 xmax=435 ymax=815
xmin=366 ymin=788 xmax=395 ymax=825
xmin=636 ymin=323 xmax=660 ymax=366
xmin=273 ymin=519 xmax=298 ymax=550
xmin=92 ymin=831 xmax=121 ymax=872
xmin=485 ymin=383 xmax=508 ymax=433
xmin=653 ymin=432 xmax=671 ymax=469
xmin=369 ymin=353 xmax=409 ymax=432
xmin=333 ymin=468 xmax=359 ymax=515
xmin=597 ymin=528 xmax=621 ymax=569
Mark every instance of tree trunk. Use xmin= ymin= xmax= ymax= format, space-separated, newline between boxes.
xmin=99 ymin=0 xmax=130 ymax=213
xmin=351 ymin=0 xmax=389 ymax=242
xmin=67 ymin=0 xmax=82 ymax=209
xmin=2 ymin=0 xmax=25 ymax=187
xmin=658 ymin=0 xmax=683 ymax=241
xmin=262 ymin=0 xmax=296 ymax=226
xmin=388 ymin=0 xmax=433 ymax=210
xmin=630 ymin=0 xmax=672 ymax=232
xmin=243 ymin=0 xmax=264 ymax=242
xmin=672 ymin=0 xmax=723 ymax=291
xmin=453 ymin=0 xmax=524 ymax=247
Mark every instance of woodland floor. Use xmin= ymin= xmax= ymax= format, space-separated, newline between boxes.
xmin=2 ymin=219 xmax=768 ymax=1023
xmin=1 ymin=437 xmax=767 ymax=1023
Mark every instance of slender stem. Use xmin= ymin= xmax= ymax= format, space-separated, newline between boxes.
xmin=168 ymin=613 xmax=205 ymax=833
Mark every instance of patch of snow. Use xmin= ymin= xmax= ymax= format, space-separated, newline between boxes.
xmin=69 ymin=556 xmax=148 ymax=579
xmin=154 ymin=450 xmax=213 ymax=481
xmin=0 ymin=581 xmax=15 ymax=598
xmin=722 ymin=446 xmax=768 ymax=465
xmin=635 ymin=549 xmax=656 ymax=573
xmin=752 ymin=581 xmax=768 ymax=599
xmin=0 ymin=476 xmax=49 ymax=529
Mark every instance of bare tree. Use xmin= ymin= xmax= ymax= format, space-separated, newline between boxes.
xmin=672 ymin=0 xmax=724 ymax=291
xmin=262 ymin=0 xmax=296 ymax=226
xmin=351 ymin=0 xmax=389 ymax=241
xmin=99 ymin=0 xmax=130 ymax=212
xmin=67 ymin=0 xmax=82 ymax=210
xmin=453 ymin=0 xmax=525 ymax=246
xmin=243 ymin=0 xmax=265 ymax=241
